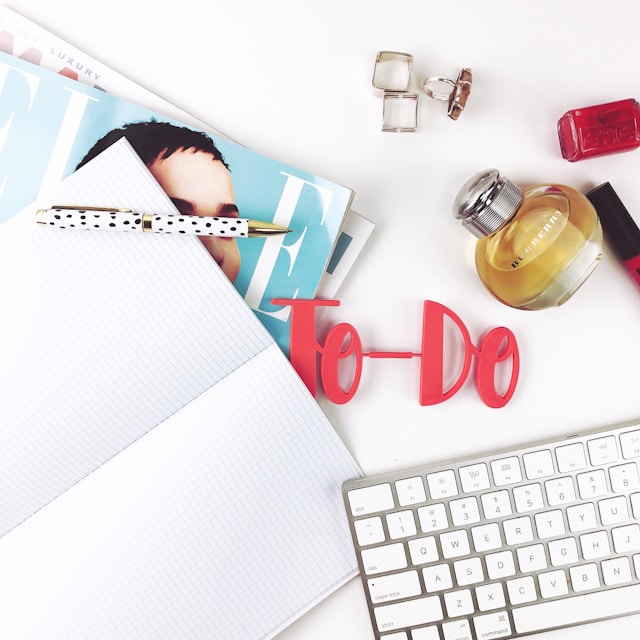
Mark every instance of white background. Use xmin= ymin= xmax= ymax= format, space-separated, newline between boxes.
xmin=8 ymin=1 xmax=640 ymax=638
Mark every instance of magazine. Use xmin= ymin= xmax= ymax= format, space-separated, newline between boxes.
xmin=0 ymin=5 xmax=374 ymax=302
xmin=0 ymin=49 xmax=354 ymax=354
xmin=0 ymin=5 xmax=223 ymax=131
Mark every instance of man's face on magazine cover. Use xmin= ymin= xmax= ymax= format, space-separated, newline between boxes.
xmin=149 ymin=148 xmax=241 ymax=282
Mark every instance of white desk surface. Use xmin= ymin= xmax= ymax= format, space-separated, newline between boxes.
xmin=9 ymin=1 xmax=640 ymax=638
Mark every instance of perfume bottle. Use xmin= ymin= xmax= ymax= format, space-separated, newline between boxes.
xmin=453 ymin=169 xmax=603 ymax=310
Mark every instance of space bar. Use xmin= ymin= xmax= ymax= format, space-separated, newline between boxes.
xmin=512 ymin=585 xmax=640 ymax=634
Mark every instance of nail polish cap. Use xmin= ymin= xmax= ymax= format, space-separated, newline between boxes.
xmin=586 ymin=181 xmax=640 ymax=261
xmin=453 ymin=168 xmax=524 ymax=238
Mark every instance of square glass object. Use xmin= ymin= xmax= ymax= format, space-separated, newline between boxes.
xmin=372 ymin=51 xmax=413 ymax=92
xmin=382 ymin=92 xmax=418 ymax=132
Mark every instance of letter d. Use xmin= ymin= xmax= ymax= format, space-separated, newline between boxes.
xmin=418 ymin=301 xmax=473 ymax=405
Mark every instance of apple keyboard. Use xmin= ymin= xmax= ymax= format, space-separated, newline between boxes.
xmin=343 ymin=420 xmax=640 ymax=639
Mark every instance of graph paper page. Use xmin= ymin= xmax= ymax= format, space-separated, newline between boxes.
xmin=0 ymin=342 xmax=360 ymax=639
xmin=0 ymin=138 xmax=361 ymax=637
xmin=0 ymin=139 xmax=268 ymax=534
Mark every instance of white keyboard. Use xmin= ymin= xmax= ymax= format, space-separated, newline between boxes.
xmin=343 ymin=420 xmax=640 ymax=640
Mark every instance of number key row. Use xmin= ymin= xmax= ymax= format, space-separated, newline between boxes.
xmin=354 ymin=492 xmax=640 ymax=547
xmin=348 ymin=459 xmax=640 ymax=523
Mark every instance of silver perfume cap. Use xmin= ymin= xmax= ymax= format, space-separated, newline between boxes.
xmin=453 ymin=168 xmax=524 ymax=238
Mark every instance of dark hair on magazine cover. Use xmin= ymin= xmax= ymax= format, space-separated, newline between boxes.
xmin=76 ymin=119 xmax=229 ymax=170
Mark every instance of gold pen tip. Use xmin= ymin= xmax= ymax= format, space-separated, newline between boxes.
xmin=247 ymin=220 xmax=291 ymax=237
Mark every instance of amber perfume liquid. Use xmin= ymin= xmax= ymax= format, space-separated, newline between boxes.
xmin=475 ymin=185 xmax=603 ymax=310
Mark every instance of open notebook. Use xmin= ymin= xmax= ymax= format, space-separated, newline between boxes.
xmin=0 ymin=139 xmax=361 ymax=639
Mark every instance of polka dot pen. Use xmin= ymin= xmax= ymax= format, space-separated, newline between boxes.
xmin=36 ymin=206 xmax=291 ymax=238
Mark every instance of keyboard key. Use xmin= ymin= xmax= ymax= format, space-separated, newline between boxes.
xmin=373 ymin=595 xmax=443 ymax=632
xmin=379 ymin=633 xmax=407 ymax=640
xmin=386 ymin=510 xmax=417 ymax=539
xmin=418 ymin=503 xmax=448 ymax=532
xmin=449 ymin=497 xmax=480 ymax=526
xmin=538 ymin=569 xmax=568 ymax=598
xmin=408 ymin=536 xmax=439 ymax=565
xmin=471 ymin=523 xmax=502 ymax=552
xmin=459 ymin=462 xmax=490 ymax=493
xmin=587 ymin=435 xmax=619 ymax=465
xmin=443 ymin=589 xmax=474 ymax=617
xmin=632 ymin=492 xmax=640 ymax=519
xmin=443 ymin=618 xmax=472 ymax=640
xmin=512 ymin=584 xmax=640 ymax=634
xmin=609 ymin=462 xmax=640 ymax=492
xmin=491 ymin=456 xmax=522 ymax=486
xmin=454 ymin=557 xmax=484 ymax=586
xmin=348 ymin=483 xmax=394 ymax=516
xmin=580 ymin=530 xmax=611 ymax=560
xmin=538 ymin=569 xmax=569 ymax=599
xmin=601 ymin=557 xmax=632 ymax=585
xmin=426 ymin=469 xmax=458 ymax=499
xmin=516 ymin=543 xmax=547 ymax=573
xmin=513 ymin=483 xmax=544 ymax=513
xmin=555 ymin=441 xmax=587 ymax=472
xmin=544 ymin=476 xmax=576 ymax=506
xmin=422 ymin=564 xmax=453 ymax=592
xmin=523 ymin=449 xmax=554 ymax=479
xmin=485 ymin=550 xmax=515 ymax=580
xmin=503 ymin=516 xmax=533 ymax=545
xmin=361 ymin=542 xmax=407 ymax=575
xmin=598 ymin=495 xmax=629 ymax=525
xmin=473 ymin=610 xmax=512 ymax=638
xmin=577 ymin=469 xmax=608 ymax=499
xmin=354 ymin=516 xmax=385 ymax=546
xmin=441 ymin=529 xmax=470 ymax=559
xmin=475 ymin=583 xmax=505 ymax=611
xmin=569 ymin=562 xmax=600 ymax=592
xmin=566 ymin=502 xmax=597 ymax=532
xmin=395 ymin=476 xmax=427 ymax=506
xmin=411 ymin=626 xmax=440 ymax=640
xmin=367 ymin=570 xmax=422 ymax=604
xmin=548 ymin=536 xmax=578 ymax=566
xmin=620 ymin=429 xmax=640 ymax=459
xmin=507 ymin=576 xmax=536 ymax=605
xmin=481 ymin=490 xmax=512 ymax=519
xmin=534 ymin=509 xmax=565 ymax=538
xmin=411 ymin=627 xmax=440 ymax=640
xmin=612 ymin=523 xmax=640 ymax=553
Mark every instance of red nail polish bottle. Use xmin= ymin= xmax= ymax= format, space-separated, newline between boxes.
xmin=557 ymin=98 xmax=640 ymax=162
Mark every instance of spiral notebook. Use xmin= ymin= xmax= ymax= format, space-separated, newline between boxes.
xmin=0 ymin=139 xmax=361 ymax=639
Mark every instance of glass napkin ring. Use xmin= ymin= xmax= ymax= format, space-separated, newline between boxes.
xmin=382 ymin=91 xmax=419 ymax=132
xmin=372 ymin=51 xmax=413 ymax=92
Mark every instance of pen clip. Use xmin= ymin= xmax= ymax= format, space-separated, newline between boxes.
xmin=51 ymin=205 xmax=133 ymax=212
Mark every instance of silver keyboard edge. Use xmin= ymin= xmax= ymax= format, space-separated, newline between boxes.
xmin=343 ymin=418 xmax=640 ymax=493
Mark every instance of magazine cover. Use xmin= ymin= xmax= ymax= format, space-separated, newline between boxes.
xmin=0 ymin=5 xmax=374 ymax=301
xmin=0 ymin=50 xmax=354 ymax=354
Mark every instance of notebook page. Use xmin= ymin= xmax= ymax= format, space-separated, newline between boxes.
xmin=0 ymin=139 xmax=273 ymax=535
xmin=0 ymin=342 xmax=361 ymax=639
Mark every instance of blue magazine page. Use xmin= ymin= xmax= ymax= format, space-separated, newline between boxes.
xmin=0 ymin=51 xmax=353 ymax=354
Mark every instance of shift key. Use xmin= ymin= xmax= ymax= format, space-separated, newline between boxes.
xmin=374 ymin=595 xmax=443 ymax=632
